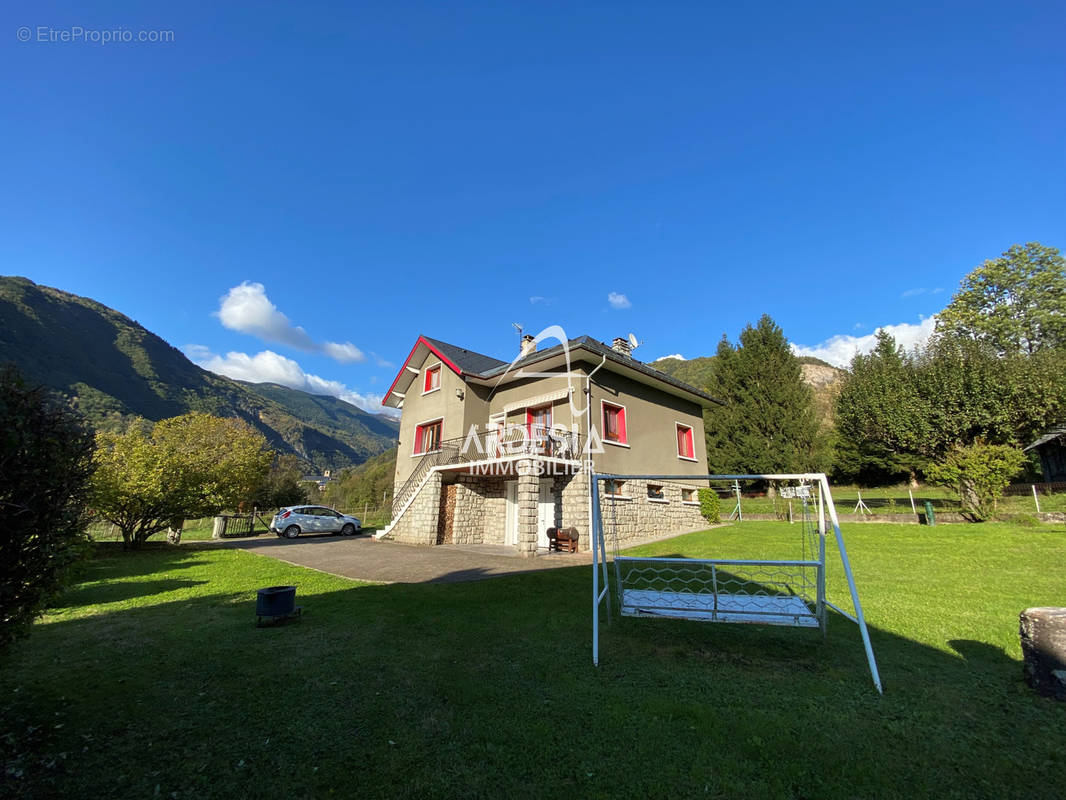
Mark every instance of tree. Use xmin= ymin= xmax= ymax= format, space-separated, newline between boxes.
xmin=0 ymin=366 xmax=95 ymax=649
xmin=90 ymin=412 xmax=273 ymax=548
xmin=834 ymin=330 xmax=931 ymax=483
xmin=834 ymin=327 xmax=1066 ymax=484
xmin=936 ymin=243 xmax=1066 ymax=355
xmin=926 ymin=443 xmax=1027 ymax=522
xmin=251 ymin=453 xmax=311 ymax=511
xmin=706 ymin=316 xmax=827 ymax=476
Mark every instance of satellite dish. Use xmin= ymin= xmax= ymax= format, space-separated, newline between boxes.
xmin=627 ymin=333 xmax=640 ymax=349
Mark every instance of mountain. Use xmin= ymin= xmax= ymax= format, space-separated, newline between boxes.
xmin=0 ymin=276 xmax=397 ymax=471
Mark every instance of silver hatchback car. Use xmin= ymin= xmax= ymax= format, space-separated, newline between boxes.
xmin=270 ymin=505 xmax=362 ymax=539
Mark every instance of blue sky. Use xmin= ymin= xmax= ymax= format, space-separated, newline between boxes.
xmin=4 ymin=1 xmax=1064 ymax=413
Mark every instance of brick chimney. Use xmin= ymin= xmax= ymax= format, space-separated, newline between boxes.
xmin=612 ymin=336 xmax=632 ymax=357
xmin=520 ymin=334 xmax=537 ymax=357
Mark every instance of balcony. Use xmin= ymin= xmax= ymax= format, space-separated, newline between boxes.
xmin=393 ymin=425 xmax=584 ymax=514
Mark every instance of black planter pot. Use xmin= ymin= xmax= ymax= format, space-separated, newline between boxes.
xmin=256 ymin=585 xmax=297 ymax=617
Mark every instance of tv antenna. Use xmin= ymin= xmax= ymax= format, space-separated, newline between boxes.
xmin=512 ymin=323 xmax=524 ymax=337
xmin=627 ymin=332 xmax=641 ymax=350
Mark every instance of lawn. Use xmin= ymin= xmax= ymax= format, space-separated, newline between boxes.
xmin=2 ymin=521 xmax=1065 ymax=799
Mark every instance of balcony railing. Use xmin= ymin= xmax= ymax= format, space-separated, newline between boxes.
xmin=456 ymin=425 xmax=584 ymax=462
xmin=391 ymin=426 xmax=584 ymax=515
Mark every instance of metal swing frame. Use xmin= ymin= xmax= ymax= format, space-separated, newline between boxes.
xmin=590 ymin=472 xmax=883 ymax=693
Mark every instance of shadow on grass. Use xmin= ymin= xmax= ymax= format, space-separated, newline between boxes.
xmin=50 ymin=578 xmax=210 ymax=608
xmin=2 ymin=543 xmax=1062 ymax=800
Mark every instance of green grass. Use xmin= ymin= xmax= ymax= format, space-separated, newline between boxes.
xmin=3 ymin=522 xmax=1065 ymax=798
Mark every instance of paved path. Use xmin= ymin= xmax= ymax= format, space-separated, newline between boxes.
xmin=223 ymin=533 xmax=593 ymax=584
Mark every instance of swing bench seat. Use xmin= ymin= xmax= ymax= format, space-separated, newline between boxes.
xmin=620 ymin=588 xmax=819 ymax=627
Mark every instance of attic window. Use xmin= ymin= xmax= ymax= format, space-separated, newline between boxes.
xmin=424 ymin=364 xmax=441 ymax=394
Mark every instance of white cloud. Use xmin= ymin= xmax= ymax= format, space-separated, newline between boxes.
xmin=185 ymin=346 xmax=396 ymax=416
xmin=607 ymin=292 xmax=631 ymax=310
xmin=901 ymin=287 xmax=945 ymax=299
xmin=215 ymin=282 xmax=366 ymax=363
xmin=659 ymin=353 xmax=686 ymax=361
xmin=791 ymin=316 xmax=938 ymax=368
xmin=322 ymin=341 xmax=365 ymax=363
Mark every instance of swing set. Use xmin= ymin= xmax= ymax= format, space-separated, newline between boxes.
xmin=590 ymin=472 xmax=883 ymax=693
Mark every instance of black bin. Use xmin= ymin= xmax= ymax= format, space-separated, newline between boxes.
xmin=256 ymin=585 xmax=297 ymax=617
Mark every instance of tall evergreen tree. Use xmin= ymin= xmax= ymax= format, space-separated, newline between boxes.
xmin=706 ymin=315 xmax=825 ymax=474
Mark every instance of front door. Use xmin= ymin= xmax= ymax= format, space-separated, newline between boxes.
xmin=537 ymin=478 xmax=554 ymax=549
xmin=527 ymin=404 xmax=552 ymax=455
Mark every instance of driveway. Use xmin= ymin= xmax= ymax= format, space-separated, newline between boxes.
xmin=222 ymin=533 xmax=593 ymax=584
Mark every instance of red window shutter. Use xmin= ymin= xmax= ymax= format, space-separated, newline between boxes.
xmin=603 ymin=403 xmax=626 ymax=444
xmin=677 ymin=425 xmax=693 ymax=458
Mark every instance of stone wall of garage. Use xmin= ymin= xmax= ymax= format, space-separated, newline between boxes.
xmin=451 ymin=474 xmax=508 ymax=545
xmin=388 ymin=471 xmax=442 ymax=545
xmin=596 ymin=478 xmax=708 ymax=548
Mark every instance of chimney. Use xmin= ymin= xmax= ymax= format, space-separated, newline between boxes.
xmin=612 ymin=336 xmax=632 ymax=357
xmin=520 ymin=334 xmax=537 ymax=357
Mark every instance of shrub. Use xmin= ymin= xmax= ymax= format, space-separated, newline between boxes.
xmin=697 ymin=489 xmax=721 ymax=524
xmin=0 ymin=366 xmax=95 ymax=649
xmin=926 ymin=443 xmax=1027 ymax=522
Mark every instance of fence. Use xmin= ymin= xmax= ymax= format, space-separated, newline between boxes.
xmin=1004 ymin=482 xmax=1066 ymax=496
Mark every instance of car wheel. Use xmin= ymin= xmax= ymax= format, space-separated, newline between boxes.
xmin=283 ymin=525 xmax=301 ymax=539
xmin=341 ymin=523 xmax=356 ymax=536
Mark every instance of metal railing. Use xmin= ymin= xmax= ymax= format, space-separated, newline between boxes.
xmin=391 ymin=426 xmax=584 ymax=515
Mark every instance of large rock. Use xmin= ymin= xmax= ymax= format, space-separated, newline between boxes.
xmin=1019 ymin=607 xmax=1066 ymax=700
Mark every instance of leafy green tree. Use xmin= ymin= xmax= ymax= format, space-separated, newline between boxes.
xmin=936 ymin=243 xmax=1066 ymax=355
xmin=251 ymin=453 xmax=310 ymax=511
xmin=323 ymin=447 xmax=397 ymax=512
xmin=926 ymin=443 xmax=1027 ymax=522
xmin=1 ymin=366 xmax=95 ymax=649
xmin=90 ymin=412 xmax=273 ymax=548
xmin=706 ymin=316 xmax=827 ymax=475
xmin=834 ymin=330 xmax=931 ymax=483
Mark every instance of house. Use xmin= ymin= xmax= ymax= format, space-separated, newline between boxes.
xmin=1025 ymin=426 xmax=1066 ymax=482
xmin=379 ymin=333 xmax=721 ymax=556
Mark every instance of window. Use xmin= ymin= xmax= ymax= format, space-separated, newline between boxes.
xmin=647 ymin=484 xmax=665 ymax=501
xmin=682 ymin=487 xmax=698 ymax=504
xmin=605 ymin=479 xmax=626 ymax=498
xmin=602 ymin=401 xmax=627 ymax=445
xmin=423 ymin=364 xmax=441 ymax=394
xmin=414 ymin=419 xmax=443 ymax=454
xmin=676 ymin=423 xmax=695 ymax=460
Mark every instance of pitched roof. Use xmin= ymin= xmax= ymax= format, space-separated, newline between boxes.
xmin=421 ymin=336 xmax=508 ymax=375
xmin=478 ymin=335 xmax=722 ymax=406
xmin=1025 ymin=426 xmax=1066 ymax=451
xmin=383 ymin=334 xmax=722 ymax=408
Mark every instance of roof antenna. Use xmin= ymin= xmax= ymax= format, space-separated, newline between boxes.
xmin=512 ymin=322 xmax=524 ymax=337
xmin=627 ymin=332 xmax=641 ymax=351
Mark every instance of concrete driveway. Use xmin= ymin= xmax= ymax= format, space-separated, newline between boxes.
xmin=223 ymin=533 xmax=593 ymax=584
